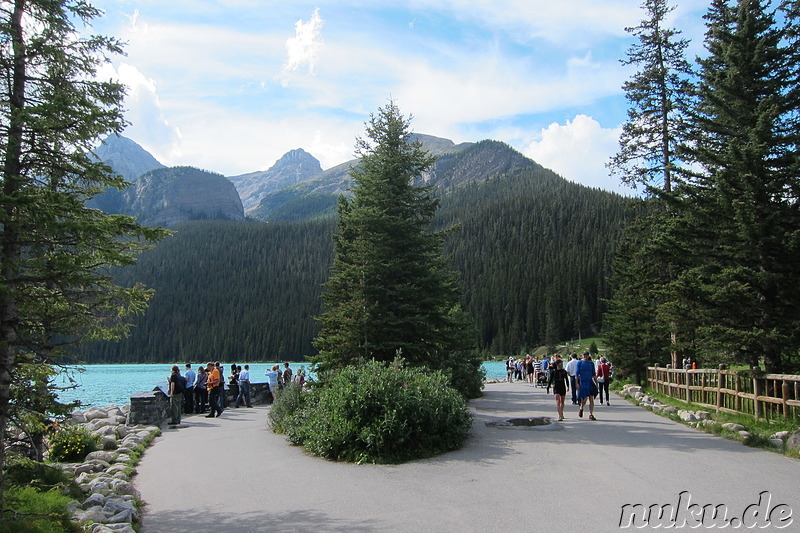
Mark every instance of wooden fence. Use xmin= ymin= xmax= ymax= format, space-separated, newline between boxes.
xmin=647 ymin=364 xmax=800 ymax=421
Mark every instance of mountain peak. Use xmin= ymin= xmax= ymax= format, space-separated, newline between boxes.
xmin=95 ymin=135 xmax=165 ymax=182
xmin=228 ymin=148 xmax=323 ymax=213
xmin=274 ymin=148 xmax=320 ymax=169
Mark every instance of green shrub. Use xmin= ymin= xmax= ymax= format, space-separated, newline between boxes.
xmin=273 ymin=360 xmax=472 ymax=463
xmin=0 ymin=486 xmax=79 ymax=533
xmin=3 ymin=458 xmax=81 ymax=499
xmin=268 ymin=381 xmax=313 ymax=437
xmin=47 ymin=426 xmax=97 ymax=463
xmin=438 ymin=351 xmax=485 ymax=400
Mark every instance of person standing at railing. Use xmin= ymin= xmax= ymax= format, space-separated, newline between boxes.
xmin=194 ymin=365 xmax=208 ymax=413
xmin=205 ymin=362 xmax=222 ymax=418
xmin=183 ymin=363 xmax=196 ymax=415
xmin=168 ymin=365 xmax=185 ymax=426
xmin=235 ymin=365 xmax=252 ymax=408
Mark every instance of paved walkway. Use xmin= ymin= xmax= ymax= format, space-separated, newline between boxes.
xmin=134 ymin=382 xmax=800 ymax=532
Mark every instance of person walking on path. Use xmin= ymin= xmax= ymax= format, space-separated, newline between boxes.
xmin=206 ymin=362 xmax=223 ymax=418
xmin=235 ymin=365 xmax=252 ymax=408
xmin=168 ymin=365 xmax=184 ymax=426
xmin=576 ymin=351 xmax=598 ymax=420
xmin=596 ymin=357 xmax=612 ymax=406
xmin=547 ymin=359 xmax=570 ymax=421
xmin=565 ymin=353 xmax=579 ymax=405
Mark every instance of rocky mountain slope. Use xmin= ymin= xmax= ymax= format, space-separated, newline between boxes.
xmin=93 ymin=137 xmax=244 ymax=227
xmin=247 ymin=134 xmax=474 ymax=221
xmin=228 ymin=148 xmax=322 ymax=213
xmin=120 ymin=166 xmax=245 ymax=227
xmin=94 ymin=135 xmax=165 ymax=182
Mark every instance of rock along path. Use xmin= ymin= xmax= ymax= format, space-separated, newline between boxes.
xmin=134 ymin=382 xmax=800 ymax=532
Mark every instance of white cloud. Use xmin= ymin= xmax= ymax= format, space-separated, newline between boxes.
xmin=97 ymin=62 xmax=182 ymax=164
xmin=524 ymin=115 xmax=632 ymax=195
xmin=409 ymin=0 xmax=639 ymax=48
xmin=83 ymin=0 xmax=711 ymax=188
xmin=280 ymin=8 xmax=324 ymax=87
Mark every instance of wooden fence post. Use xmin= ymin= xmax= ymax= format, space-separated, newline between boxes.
xmin=701 ymin=373 xmax=706 ymax=404
xmin=753 ymin=367 xmax=761 ymax=420
xmin=685 ymin=367 xmax=691 ymax=403
xmin=735 ymin=373 xmax=741 ymax=412
xmin=783 ymin=379 xmax=790 ymax=418
xmin=716 ymin=364 xmax=725 ymax=413
xmin=653 ymin=363 xmax=659 ymax=393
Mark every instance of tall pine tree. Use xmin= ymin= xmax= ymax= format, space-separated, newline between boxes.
xmin=606 ymin=0 xmax=694 ymax=369
xmin=609 ymin=0 xmax=693 ymax=195
xmin=313 ymin=102 xmax=481 ymax=396
xmin=669 ymin=0 xmax=800 ymax=371
xmin=0 ymin=0 xmax=166 ymax=496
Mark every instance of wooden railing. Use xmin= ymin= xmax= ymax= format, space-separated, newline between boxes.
xmin=647 ymin=365 xmax=800 ymax=421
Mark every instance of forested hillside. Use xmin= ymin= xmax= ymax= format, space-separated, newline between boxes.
xmin=84 ymin=220 xmax=333 ymax=362
xmin=440 ymin=165 xmax=635 ymax=353
xmin=81 ymin=142 xmax=636 ymax=363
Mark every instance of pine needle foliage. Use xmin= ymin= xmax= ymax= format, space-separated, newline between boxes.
xmin=312 ymin=102 xmax=481 ymax=395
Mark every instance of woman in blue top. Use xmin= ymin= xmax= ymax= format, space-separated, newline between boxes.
xmin=576 ymin=351 xmax=598 ymax=420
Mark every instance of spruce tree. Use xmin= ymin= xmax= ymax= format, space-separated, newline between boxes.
xmin=608 ymin=0 xmax=693 ymax=195
xmin=313 ymin=102 xmax=480 ymax=395
xmin=603 ymin=213 xmax=672 ymax=382
xmin=0 ymin=0 xmax=166 ymax=497
xmin=672 ymin=0 xmax=800 ymax=371
xmin=608 ymin=0 xmax=694 ymax=369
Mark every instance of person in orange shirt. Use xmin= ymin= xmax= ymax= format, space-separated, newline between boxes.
xmin=205 ymin=361 xmax=222 ymax=418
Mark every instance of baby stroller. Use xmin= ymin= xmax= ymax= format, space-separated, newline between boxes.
xmin=536 ymin=371 xmax=548 ymax=388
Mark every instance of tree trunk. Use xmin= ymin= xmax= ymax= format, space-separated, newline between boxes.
xmin=0 ymin=0 xmax=28 ymax=509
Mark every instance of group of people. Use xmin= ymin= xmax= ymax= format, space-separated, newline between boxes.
xmin=506 ymin=352 xmax=613 ymax=422
xmin=264 ymin=362 xmax=307 ymax=395
xmin=167 ymin=361 xmax=308 ymax=425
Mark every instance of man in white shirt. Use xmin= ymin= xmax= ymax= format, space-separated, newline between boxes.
xmin=183 ymin=363 xmax=197 ymax=414
xmin=565 ymin=353 xmax=579 ymax=405
xmin=235 ymin=364 xmax=252 ymax=407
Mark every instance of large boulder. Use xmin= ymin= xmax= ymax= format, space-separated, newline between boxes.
xmin=722 ymin=423 xmax=746 ymax=432
xmin=786 ymin=431 xmax=800 ymax=452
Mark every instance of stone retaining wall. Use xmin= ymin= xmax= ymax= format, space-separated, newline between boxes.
xmin=128 ymin=383 xmax=273 ymax=426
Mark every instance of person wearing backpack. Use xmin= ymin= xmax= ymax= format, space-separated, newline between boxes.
xmin=168 ymin=365 xmax=185 ymax=426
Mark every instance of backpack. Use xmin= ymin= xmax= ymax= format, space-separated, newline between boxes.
xmin=173 ymin=375 xmax=186 ymax=394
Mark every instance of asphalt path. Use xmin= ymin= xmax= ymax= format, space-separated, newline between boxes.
xmin=134 ymin=381 xmax=800 ymax=532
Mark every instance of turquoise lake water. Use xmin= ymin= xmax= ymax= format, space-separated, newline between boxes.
xmin=57 ymin=362 xmax=509 ymax=408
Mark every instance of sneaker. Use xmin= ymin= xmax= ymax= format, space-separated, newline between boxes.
xmin=578 ymin=407 xmax=583 ymax=418
xmin=205 ymin=413 xmax=215 ymax=418
xmin=607 ymin=401 xmax=610 ymax=406
xmin=589 ymin=415 xmax=597 ymax=421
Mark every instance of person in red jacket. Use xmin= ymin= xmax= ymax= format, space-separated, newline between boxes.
xmin=596 ymin=357 xmax=612 ymax=406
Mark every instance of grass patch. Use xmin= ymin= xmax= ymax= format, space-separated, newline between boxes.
xmin=0 ymin=486 xmax=79 ymax=533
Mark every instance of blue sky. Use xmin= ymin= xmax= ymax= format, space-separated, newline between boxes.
xmin=88 ymin=0 xmax=711 ymax=194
